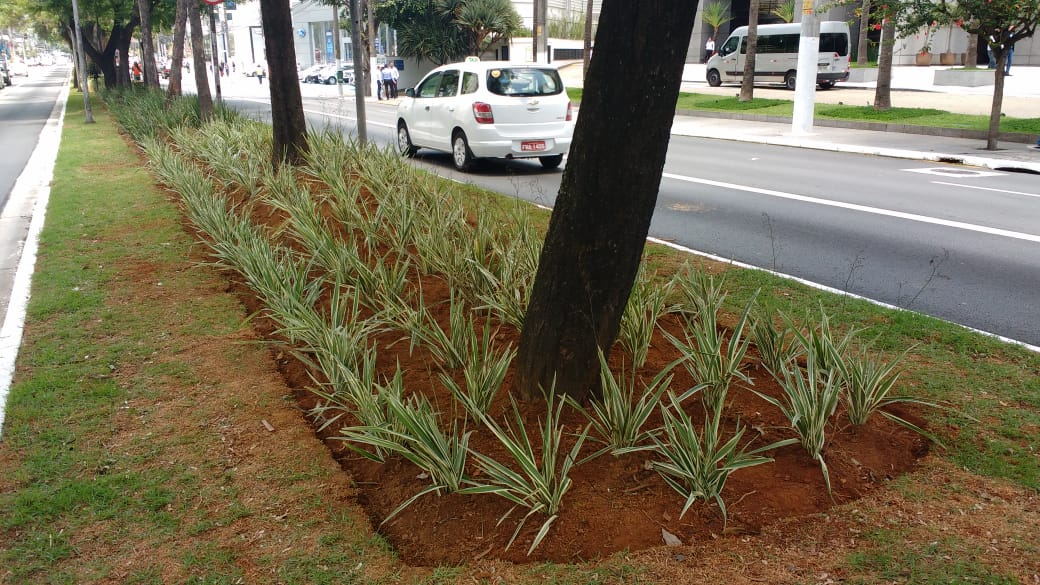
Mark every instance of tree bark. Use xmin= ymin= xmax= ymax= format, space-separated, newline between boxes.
xmin=856 ymin=0 xmax=871 ymax=64
xmin=167 ymin=0 xmax=188 ymax=101
xmin=987 ymin=51 xmax=1006 ymax=150
xmin=739 ymin=0 xmax=759 ymax=101
xmin=187 ymin=0 xmax=214 ymax=120
xmin=873 ymin=13 xmax=895 ymax=110
xmin=137 ymin=0 xmax=160 ymax=88
xmin=79 ymin=16 xmax=139 ymax=89
xmin=259 ymin=0 xmax=309 ymax=166
xmin=514 ymin=0 xmax=698 ymax=402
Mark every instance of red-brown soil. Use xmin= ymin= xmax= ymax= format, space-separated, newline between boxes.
xmin=206 ymin=178 xmax=929 ymax=566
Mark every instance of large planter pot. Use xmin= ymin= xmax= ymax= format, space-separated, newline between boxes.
xmin=846 ymin=67 xmax=879 ymax=82
xmin=933 ymin=68 xmax=995 ymax=87
xmin=915 ymin=52 xmax=933 ymax=66
xmin=939 ymin=52 xmax=957 ymax=65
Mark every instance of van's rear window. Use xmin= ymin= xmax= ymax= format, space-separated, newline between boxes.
xmin=486 ymin=68 xmax=564 ymax=97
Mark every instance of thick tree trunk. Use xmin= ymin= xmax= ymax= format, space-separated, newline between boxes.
xmin=966 ymin=34 xmax=978 ymax=66
xmin=514 ymin=0 xmax=698 ymax=402
xmin=187 ymin=0 xmax=214 ymax=120
xmin=167 ymin=0 xmax=188 ymax=101
xmin=259 ymin=0 xmax=309 ymax=166
xmin=138 ymin=0 xmax=160 ymax=88
xmin=987 ymin=52 xmax=1006 ymax=150
xmin=856 ymin=0 xmax=871 ymax=64
xmin=874 ymin=14 xmax=895 ymax=110
xmin=739 ymin=0 xmax=759 ymax=101
xmin=80 ymin=17 xmax=138 ymax=90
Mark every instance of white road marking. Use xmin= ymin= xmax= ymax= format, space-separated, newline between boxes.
xmin=662 ymin=172 xmax=1040 ymax=243
xmin=931 ymin=180 xmax=1040 ymax=199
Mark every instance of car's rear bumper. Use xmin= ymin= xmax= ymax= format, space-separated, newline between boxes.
xmin=466 ymin=125 xmax=573 ymax=159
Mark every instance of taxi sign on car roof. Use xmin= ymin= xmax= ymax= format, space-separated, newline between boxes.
xmin=464 ymin=56 xmax=480 ymax=62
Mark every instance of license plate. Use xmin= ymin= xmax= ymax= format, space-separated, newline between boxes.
xmin=521 ymin=140 xmax=547 ymax=152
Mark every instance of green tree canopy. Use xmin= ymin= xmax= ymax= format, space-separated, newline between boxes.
xmin=378 ymin=0 xmax=521 ymax=64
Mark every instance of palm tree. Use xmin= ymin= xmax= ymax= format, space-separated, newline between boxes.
xmin=701 ymin=1 xmax=732 ymax=45
xmin=451 ymin=0 xmax=523 ymax=55
xmin=772 ymin=0 xmax=796 ymax=23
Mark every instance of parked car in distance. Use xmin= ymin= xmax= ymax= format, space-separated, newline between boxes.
xmin=300 ymin=64 xmax=324 ymax=83
xmin=396 ymin=60 xmax=574 ymax=172
xmin=319 ymin=63 xmax=354 ymax=85
xmin=0 ymin=57 xmax=11 ymax=87
xmin=10 ymin=59 xmax=29 ymax=77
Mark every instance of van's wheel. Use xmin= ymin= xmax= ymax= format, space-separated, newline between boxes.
xmin=539 ymin=154 xmax=563 ymax=169
xmin=707 ymin=69 xmax=722 ymax=87
xmin=452 ymin=131 xmax=475 ymax=172
xmin=819 ymin=81 xmax=835 ymax=90
xmin=397 ymin=122 xmax=417 ymax=157
xmin=784 ymin=71 xmax=797 ymax=90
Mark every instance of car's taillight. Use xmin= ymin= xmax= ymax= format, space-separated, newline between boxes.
xmin=566 ymin=101 xmax=573 ymax=121
xmin=472 ymin=102 xmax=494 ymax=124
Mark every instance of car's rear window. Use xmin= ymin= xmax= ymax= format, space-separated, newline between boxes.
xmin=485 ymin=67 xmax=563 ymax=97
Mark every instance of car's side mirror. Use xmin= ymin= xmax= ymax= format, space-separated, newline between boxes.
xmin=405 ymin=88 xmax=415 ymax=98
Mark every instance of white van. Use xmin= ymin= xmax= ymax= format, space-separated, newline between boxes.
xmin=706 ymin=21 xmax=850 ymax=90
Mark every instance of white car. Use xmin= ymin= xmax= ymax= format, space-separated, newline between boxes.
xmin=396 ymin=61 xmax=574 ymax=171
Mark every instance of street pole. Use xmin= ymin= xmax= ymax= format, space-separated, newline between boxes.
xmin=209 ymin=5 xmax=223 ymax=103
xmin=791 ymin=0 xmax=819 ymax=135
xmin=332 ymin=2 xmax=343 ymax=98
xmin=71 ymin=0 xmax=94 ymax=124
xmin=349 ymin=0 xmax=367 ymax=145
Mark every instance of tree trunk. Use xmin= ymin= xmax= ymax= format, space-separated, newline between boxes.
xmin=966 ymin=34 xmax=978 ymax=66
xmin=80 ymin=17 xmax=139 ymax=90
xmin=583 ymin=0 xmax=593 ymax=79
xmin=514 ymin=0 xmax=698 ymax=402
xmin=739 ymin=0 xmax=759 ymax=101
xmin=187 ymin=0 xmax=214 ymax=120
xmin=856 ymin=0 xmax=871 ymax=65
xmin=987 ymin=51 xmax=1006 ymax=150
xmin=873 ymin=13 xmax=895 ymax=110
xmin=167 ymin=0 xmax=188 ymax=101
xmin=259 ymin=0 xmax=309 ymax=167
xmin=137 ymin=0 xmax=160 ymax=88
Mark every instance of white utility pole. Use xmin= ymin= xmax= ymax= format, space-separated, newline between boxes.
xmin=71 ymin=0 xmax=94 ymax=123
xmin=791 ymin=0 xmax=819 ymax=135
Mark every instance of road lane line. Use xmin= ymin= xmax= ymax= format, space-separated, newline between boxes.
xmin=931 ymin=180 xmax=1040 ymax=199
xmin=662 ymin=172 xmax=1040 ymax=244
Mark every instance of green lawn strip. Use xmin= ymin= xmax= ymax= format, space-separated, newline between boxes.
xmin=566 ymin=87 xmax=1040 ymax=134
xmin=0 ymin=93 xmax=379 ymax=583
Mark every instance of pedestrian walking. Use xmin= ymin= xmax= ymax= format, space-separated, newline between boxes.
xmin=255 ymin=63 xmax=266 ymax=84
xmin=377 ymin=65 xmax=385 ymax=99
xmin=704 ymin=37 xmax=715 ymax=62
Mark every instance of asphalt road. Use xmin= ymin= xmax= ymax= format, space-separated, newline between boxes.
xmin=122 ymin=73 xmax=1040 ymax=346
xmin=228 ymin=90 xmax=1040 ymax=347
xmin=0 ymin=66 xmax=68 ymax=321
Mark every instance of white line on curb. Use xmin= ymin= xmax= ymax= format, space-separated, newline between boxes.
xmin=0 ymin=82 xmax=69 ymax=441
